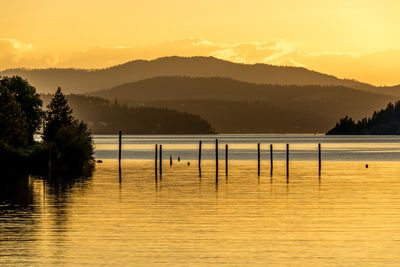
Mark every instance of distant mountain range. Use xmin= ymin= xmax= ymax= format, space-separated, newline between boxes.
xmin=92 ymin=76 xmax=396 ymax=133
xmin=1 ymin=56 xmax=400 ymax=96
xmin=3 ymin=56 xmax=399 ymax=133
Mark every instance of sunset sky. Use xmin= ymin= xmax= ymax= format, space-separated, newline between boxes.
xmin=1 ymin=0 xmax=399 ymax=85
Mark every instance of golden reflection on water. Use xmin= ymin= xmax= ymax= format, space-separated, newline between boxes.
xmin=1 ymin=160 xmax=400 ymax=265
xmin=96 ymin=142 xmax=400 ymax=151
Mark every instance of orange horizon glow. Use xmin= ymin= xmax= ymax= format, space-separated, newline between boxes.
xmin=1 ymin=0 xmax=400 ymax=86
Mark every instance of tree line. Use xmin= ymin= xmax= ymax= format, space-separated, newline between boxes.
xmin=327 ymin=101 xmax=400 ymax=135
xmin=40 ymin=94 xmax=216 ymax=134
xmin=0 ymin=76 xmax=94 ymax=176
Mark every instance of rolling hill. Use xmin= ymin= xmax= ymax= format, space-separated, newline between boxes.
xmin=2 ymin=56 xmax=399 ymax=96
xmin=91 ymin=76 xmax=397 ymax=133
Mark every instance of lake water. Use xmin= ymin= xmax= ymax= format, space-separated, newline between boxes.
xmin=1 ymin=134 xmax=400 ymax=266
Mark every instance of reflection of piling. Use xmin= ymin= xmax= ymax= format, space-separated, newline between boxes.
xmin=215 ymin=139 xmax=219 ymax=180
xmin=270 ymin=144 xmax=273 ymax=176
xmin=198 ymin=141 xmax=202 ymax=171
xmin=225 ymin=144 xmax=228 ymax=176
xmin=48 ymin=144 xmax=52 ymax=179
xmin=318 ymin=143 xmax=321 ymax=175
xmin=119 ymin=131 xmax=122 ymax=181
xmin=286 ymin=144 xmax=289 ymax=181
xmin=155 ymin=144 xmax=158 ymax=179
xmin=159 ymin=144 xmax=163 ymax=177
xmin=257 ymin=143 xmax=261 ymax=176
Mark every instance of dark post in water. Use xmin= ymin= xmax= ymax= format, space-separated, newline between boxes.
xmin=215 ymin=139 xmax=219 ymax=179
xmin=286 ymin=143 xmax=289 ymax=181
xmin=318 ymin=143 xmax=321 ymax=175
xmin=225 ymin=144 xmax=228 ymax=176
xmin=198 ymin=140 xmax=202 ymax=170
xmin=270 ymin=144 xmax=273 ymax=176
xmin=159 ymin=144 xmax=163 ymax=177
xmin=155 ymin=144 xmax=158 ymax=179
xmin=257 ymin=143 xmax=261 ymax=176
xmin=119 ymin=131 xmax=122 ymax=181
xmin=170 ymin=155 xmax=172 ymax=166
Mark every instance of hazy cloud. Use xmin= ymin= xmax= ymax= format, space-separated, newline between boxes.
xmin=0 ymin=38 xmax=32 ymax=68
xmin=1 ymin=37 xmax=400 ymax=85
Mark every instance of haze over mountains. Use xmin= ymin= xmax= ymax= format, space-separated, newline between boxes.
xmin=92 ymin=76 xmax=396 ymax=133
xmin=2 ymin=56 xmax=398 ymax=133
xmin=1 ymin=56 xmax=400 ymax=96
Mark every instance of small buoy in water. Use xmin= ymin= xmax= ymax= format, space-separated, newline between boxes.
xmin=366 ymin=164 xmax=368 ymax=168
xmin=97 ymin=160 xmax=103 ymax=163
xmin=187 ymin=162 xmax=190 ymax=166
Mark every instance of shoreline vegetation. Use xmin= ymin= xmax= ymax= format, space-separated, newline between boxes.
xmin=327 ymin=101 xmax=400 ymax=135
xmin=0 ymin=76 xmax=94 ymax=177
xmin=0 ymin=75 xmax=215 ymax=178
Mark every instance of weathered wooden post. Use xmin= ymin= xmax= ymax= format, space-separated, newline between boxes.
xmin=159 ymin=144 xmax=163 ymax=177
xmin=286 ymin=143 xmax=289 ymax=181
xmin=215 ymin=139 xmax=219 ymax=179
xmin=119 ymin=131 xmax=122 ymax=181
xmin=257 ymin=143 xmax=261 ymax=176
xmin=170 ymin=155 xmax=172 ymax=166
xmin=270 ymin=144 xmax=273 ymax=176
xmin=318 ymin=143 xmax=321 ymax=175
xmin=225 ymin=144 xmax=228 ymax=176
xmin=198 ymin=140 xmax=202 ymax=170
xmin=155 ymin=144 xmax=158 ymax=179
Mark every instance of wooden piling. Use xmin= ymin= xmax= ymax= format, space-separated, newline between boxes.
xmin=225 ymin=144 xmax=228 ymax=176
xmin=155 ymin=144 xmax=158 ymax=179
xmin=318 ymin=143 xmax=321 ymax=175
xmin=286 ymin=144 xmax=289 ymax=181
xmin=215 ymin=139 xmax=219 ymax=179
xmin=159 ymin=144 xmax=163 ymax=176
xmin=119 ymin=131 xmax=122 ymax=180
xmin=170 ymin=155 xmax=172 ymax=166
xmin=198 ymin=141 xmax=202 ymax=170
xmin=257 ymin=143 xmax=261 ymax=176
xmin=270 ymin=144 xmax=273 ymax=176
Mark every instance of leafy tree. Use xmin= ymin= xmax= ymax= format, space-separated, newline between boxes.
xmin=0 ymin=76 xmax=43 ymax=143
xmin=0 ymin=86 xmax=29 ymax=148
xmin=43 ymin=87 xmax=94 ymax=171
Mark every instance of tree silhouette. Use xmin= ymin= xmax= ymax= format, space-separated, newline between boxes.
xmin=327 ymin=101 xmax=400 ymax=135
xmin=0 ymin=76 xmax=43 ymax=144
xmin=43 ymin=87 xmax=94 ymax=172
xmin=43 ymin=87 xmax=74 ymax=143
xmin=0 ymin=86 xmax=29 ymax=148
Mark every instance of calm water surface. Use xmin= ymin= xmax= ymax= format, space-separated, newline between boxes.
xmin=1 ymin=135 xmax=400 ymax=266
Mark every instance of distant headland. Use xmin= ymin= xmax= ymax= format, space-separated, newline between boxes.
xmin=327 ymin=101 xmax=400 ymax=135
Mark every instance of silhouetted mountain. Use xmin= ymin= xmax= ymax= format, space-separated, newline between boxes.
xmin=40 ymin=94 xmax=215 ymax=134
xmin=327 ymin=101 xmax=400 ymax=135
xmin=2 ymin=56 xmax=399 ymax=95
xmin=91 ymin=76 xmax=397 ymax=133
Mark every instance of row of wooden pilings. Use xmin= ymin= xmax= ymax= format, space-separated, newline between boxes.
xmin=118 ymin=132 xmax=323 ymax=182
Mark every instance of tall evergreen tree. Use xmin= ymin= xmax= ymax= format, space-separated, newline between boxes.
xmin=43 ymin=87 xmax=74 ymax=143
xmin=43 ymin=87 xmax=94 ymax=171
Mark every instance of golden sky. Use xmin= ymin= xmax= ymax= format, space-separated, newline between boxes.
xmin=1 ymin=0 xmax=400 ymax=85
